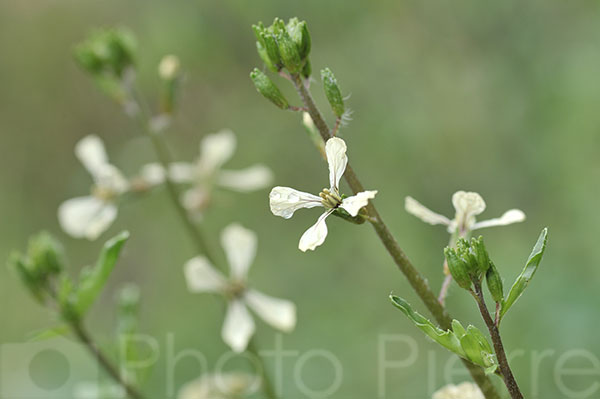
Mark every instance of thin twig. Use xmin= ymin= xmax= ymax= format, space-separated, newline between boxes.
xmin=289 ymin=73 xmax=501 ymax=399
xmin=472 ymin=282 xmax=523 ymax=399
xmin=247 ymin=339 xmax=278 ymax=399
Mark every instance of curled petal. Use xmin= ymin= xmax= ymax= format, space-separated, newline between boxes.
xmin=405 ymin=196 xmax=451 ymax=226
xmin=299 ymin=209 xmax=334 ymax=252
xmin=217 ymin=165 xmax=273 ymax=192
xmin=269 ymin=187 xmax=323 ymax=219
xmin=452 ymin=191 xmax=486 ymax=218
xmin=325 ymin=137 xmax=348 ymax=190
xmin=198 ymin=129 xmax=236 ymax=174
xmin=222 ymin=300 xmax=255 ymax=353
xmin=183 ymin=256 xmax=226 ymax=293
xmin=75 ymin=135 xmax=109 ymax=178
xmin=340 ymin=190 xmax=377 ymax=217
xmin=472 ymin=209 xmax=526 ymax=230
xmin=58 ymin=196 xmax=117 ymax=240
xmin=93 ymin=164 xmax=129 ymax=194
xmin=245 ymin=289 xmax=296 ymax=332
xmin=221 ymin=223 xmax=257 ymax=281
xmin=169 ymin=162 xmax=196 ymax=183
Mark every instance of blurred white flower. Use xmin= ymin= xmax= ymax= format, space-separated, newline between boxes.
xmin=269 ymin=137 xmax=377 ymax=252
xmin=58 ymin=135 xmax=129 ymax=240
xmin=432 ymin=382 xmax=484 ymax=399
xmin=168 ymin=129 xmax=273 ymax=217
xmin=159 ymin=54 xmax=181 ymax=80
xmin=73 ymin=381 xmax=125 ymax=399
xmin=405 ymin=191 xmax=525 ymax=236
xmin=178 ymin=373 xmax=258 ymax=399
xmin=184 ymin=223 xmax=296 ymax=353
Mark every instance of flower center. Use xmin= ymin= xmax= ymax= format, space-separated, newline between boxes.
xmin=225 ymin=280 xmax=246 ymax=299
xmin=92 ymin=185 xmax=118 ymax=201
xmin=319 ymin=188 xmax=342 ymax=209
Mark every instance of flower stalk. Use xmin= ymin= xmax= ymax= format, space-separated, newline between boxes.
xmin=289 ymin=72 xmax=501 ymax=399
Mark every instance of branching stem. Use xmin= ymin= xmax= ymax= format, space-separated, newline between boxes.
xmin=290 ymin=73 xmax=501 ymax=399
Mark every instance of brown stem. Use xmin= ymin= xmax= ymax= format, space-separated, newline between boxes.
xmin=290 ymin=74 xmax=501 ymax=399
xmin=473 ymin=282 xmax=523 ymax=399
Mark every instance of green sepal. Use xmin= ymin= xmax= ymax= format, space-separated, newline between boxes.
xmin=321 ymin=68 xmax=345 ymax=117
xmin=500 ymin=228 xmax=548 ymax=320
xmin=75 ymin=231 xmax=130 ymax=316
xmin=250 ymin=68 xmax=289 ymax=109
xmin=302 ymin=59 xmax=312 ymax=79
xmin=332 ymin=207 xmax=366 ymax=225
xmin=256 ymin=41 xmax=277 ymax=72
xmin=277 ymin=30 xmax=302 ymax=73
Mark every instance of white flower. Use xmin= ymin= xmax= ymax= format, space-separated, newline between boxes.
xmin=158 ymin=54 xmax=181 ymax=80
xmin=269 ymin=137 xmax=377 ymax=252
xmin=432 ymin=382 xmax=484 ymax=399
xmin=184 ymin=223 xmax=296 ymax=353
xmin=58 ymin=135 xmax=129 ymax=240
xmin=73 ymin=382 xmax=125 ymax=399
xmin=178 ymin=373 xmax=258 ymax=399
xmin=405 ymin=190 xmax=525 ymax=236
xmin=169 ymin=129 xmax=273 ymax=216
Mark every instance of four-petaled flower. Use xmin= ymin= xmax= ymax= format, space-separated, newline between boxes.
xmin=432 ymin=382 xmax=484 ymax=399
xmin=405 ymin=190 xmax=525 ymax=237
xmin=168 ymin=129 xmax=273 ymax=218
xmin=184 ymin=223 xmax=296 ymax=353
xmin=269 ymin=137 xmax=377 ymax=252
xmin=58 ymin=135 xmax=130 ymax=240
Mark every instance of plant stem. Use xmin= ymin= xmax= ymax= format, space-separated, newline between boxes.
xmin=472 ymin=282 xmax=523 ymax=399
xmin=72 ymin=321 xmax=145 ymax=399
xmin=247 ymin=339 xmax=278 ymax=399
xmin=290 ymin=73 xmax=501 ymax=399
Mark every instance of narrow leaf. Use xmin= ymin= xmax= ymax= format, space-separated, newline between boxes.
xmin=500 ymin=228 xmax=548 ymax=320
xmin=75 ymin=231 xmax=130 ymax=316
xmin=390 ymin=295 xmax=465 ymax=357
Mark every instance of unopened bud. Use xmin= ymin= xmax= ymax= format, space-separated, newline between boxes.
xmin=472 ymin=236 xmax=491 ymax=274
xmin=486 ymin=262 xmax=504 ymax=303
xmin=250 ymin=68 xmax=289 ymax=109
xmin=277 ymin=30 xmax=302 ymax=74
xmin=444 ymin=247 xmax=472 ymax=290
xmin=321 ymin=68 xmax=345 ymax=117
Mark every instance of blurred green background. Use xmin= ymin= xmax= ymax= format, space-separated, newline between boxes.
xmin=1 ymin=0 xmax=599 ymax=398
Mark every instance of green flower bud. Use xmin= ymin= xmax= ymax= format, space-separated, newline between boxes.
xmin=260 ymin=32 xmax=282 ymax=70
xmin=8 ymin=252 xmax=45 ymax=303
xmin=277 ymin=30 xmax=302 ymax=74
xmin=286 ymin=18 xmax=311 ymax=60
xmin=250 ymin=68 xmax=289 ymax=109
xmin=74 ymin=28 xmax=137 ymax=78
xmin=256 ymin=41 xmax=277 ymax=72
xmin=27 ymin=232 xmax=65 ymax=277
xmin=472 ymin=236 xmax=491 ymax=274
xmin=486 ymin=262 xmax=504 ymax=303
xmin=321 ymin=68 xmax=345 ymax=117
xmin=456 ymin=238 xmax=478 ymax=277
xmin=252 ymin=22 xmax=266 ymax=44
xmin=302 ymin=58 xmax=312 ymax=79
xmin=444 ymin=247 xmax=472 ymax=290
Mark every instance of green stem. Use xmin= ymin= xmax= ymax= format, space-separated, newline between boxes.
xmin=247 ymin=339 xmax=278 ymax=399
xmin=472 ymin=282 xmax=523 ymax=399
xmin=290 ymin=74 xmax=501 ymax=399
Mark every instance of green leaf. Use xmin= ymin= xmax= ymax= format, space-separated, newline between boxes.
xmin=390 ymin=295 xmax=465 ymax=357
xmin=500 ymin=228 xmax=548 ymax=320
xmin=75 ymin=231 xmax=130 ymax=316
xmin=27 ymin=325 xmax=70 ymax=342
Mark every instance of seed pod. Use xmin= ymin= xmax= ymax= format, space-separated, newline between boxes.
xmin=444 ymin=247 xmax=472 ymax=290
xmin=321 ymin=68 xmax=345 ymax=117
xmin=250 ymin=68 xmax=289 ymax=109
xmin=486 ymin=262 xmax=504 ymax=303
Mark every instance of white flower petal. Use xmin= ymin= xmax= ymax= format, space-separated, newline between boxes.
xmin=452 ymin=191 xmax=486 ymax=217
xmin=140 ymin=163 xmax=166 ymax=186
xmin=222 ymin=300 xmax=255 ymax=353
xmin=169 ymin=162 xmax=196 ymax=183
xmin=340 ymin=190 xmax=377 ymax=217
xmin=58 ymin=196 xmax=117 ymax=240
xmin=93 ymin=164 xmax=129 ymax=194
xmin=298 ymin=209 xmax=334 ymax=252
xmin=269 ymin=186 xmax=323 ymax=219
xmin=245 ymin=289 xmax=296 ymax=332
xmin=433 ymin=382 xmax=484 ymax=399
xmin=325 ymin=137 xmax=348 ymax=190
xmin=221 ymin=223 xmax=257 ymax=281
xmin=404 ymin=196 xmax=451 ymax=226
xmin=198 ymin=129 xmax=236 ymax=174
xmin=181 ymin=187 xmax=210 ymax=214
xmin=75 ymin=135 xmax=109 ymax=178
xmin=472 ymin=209 xmax=526 ymax=230
xmin=217 ymin=165 xmax=273 ymax=192
xmin=183 ymin=256 xmax=227 ymax=293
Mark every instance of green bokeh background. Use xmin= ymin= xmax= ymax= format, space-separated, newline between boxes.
xmin=1 ymin=1 xmax=599 ymax=398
